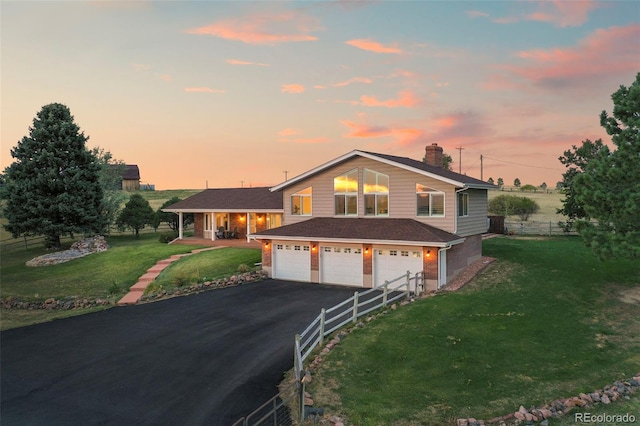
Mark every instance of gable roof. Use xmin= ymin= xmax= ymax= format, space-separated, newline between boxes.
xmin=252 ymin=217 xmax=464 ymax=247
xmin=162 ymin=187 xmax=283 ymax=212
xmin=270 ymin=150 xmax=495 ymax=191
xmin=122 ymin=165 xmax=140 ymax=180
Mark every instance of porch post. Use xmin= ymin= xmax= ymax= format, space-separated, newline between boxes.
xmin=211 ymin=212 xmax=216 ymax=240
xmin=178 ymin=212 xmax=183 ymax=239
xmin=246 ymin=212 xmax=250 ymax=242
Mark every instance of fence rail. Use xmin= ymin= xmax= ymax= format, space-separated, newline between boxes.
xmin=233 ymin=270 xmax=425 ymax=425
xmin=504 ymin=220 xmax=578 ymax=236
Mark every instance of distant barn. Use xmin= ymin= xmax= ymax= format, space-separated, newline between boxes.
xmin=121 ymin=165 xmax=140 ymax=191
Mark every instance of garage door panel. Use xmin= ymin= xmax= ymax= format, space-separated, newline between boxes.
xmin=273 ymin=242 xmax=311 ymax=282
xmin=374 ymin=247 xmax=423 ymax=289
xmin=320 ymin=245 xmax=363 ymax=287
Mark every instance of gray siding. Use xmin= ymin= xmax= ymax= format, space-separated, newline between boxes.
xmin=455 ymin=189 xmax=488 ymax=237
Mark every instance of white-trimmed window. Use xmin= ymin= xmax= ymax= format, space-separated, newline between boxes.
xmin=364 ymin=169 xmax=389 ymax=216
xmin=458 ymin=192 xmax=469 ymax=217
xmin=416 ymin=184 xmax=445 ymax=217
xmin=291 ymin=186 xmax=312 ymax=216
xmin=334 ymin=169 xmax=358 ymax=215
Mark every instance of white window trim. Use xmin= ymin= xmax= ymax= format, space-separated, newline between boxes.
xmin=291 ymin=187 xmax=312 ymax=216
xmin=364 ymin=168 xmax=390 ymax=217
xmin=458 ymin=192 xmax=469 ymax=217
xmin=334 ymin=168 xmax=358 ymax=216
xmin=416 ymin=184 xmax=446 ymax=217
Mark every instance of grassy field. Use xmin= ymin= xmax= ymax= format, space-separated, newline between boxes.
xmin=307 ymin=237 xmax=640 ymax=425
xmin=488 ymin=188 xmax=565 ymax=223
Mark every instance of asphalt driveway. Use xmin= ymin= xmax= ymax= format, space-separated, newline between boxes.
xmin=1 ymin=280 xmax=357 ymax=425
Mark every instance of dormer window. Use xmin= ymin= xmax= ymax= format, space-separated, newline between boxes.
xmin=334 ymin=169 xmax=358 ymax=215
xmin=416 ymin=184 xmax=445 ymax=217
xmin=291 ymin=186 xmax=312 ymax=215
xmin=364 ymin=169 xmax=389 ymax=216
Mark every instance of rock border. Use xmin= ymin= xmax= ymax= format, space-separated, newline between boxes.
xmin=25 ymin=236 xmax=109 ymax=267
xmin=138 ymin=270 xmax=269 ymax=303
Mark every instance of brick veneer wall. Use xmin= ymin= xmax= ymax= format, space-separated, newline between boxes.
xmin=446 ymin=234 xmax=482 ymax=282
xmin=363 ymin=244 xmax=373 ymax=288
xmin=262 ymin=241 xmax=272 ymax=267
xmin=194 ymin=213 xmax=204 ymax=238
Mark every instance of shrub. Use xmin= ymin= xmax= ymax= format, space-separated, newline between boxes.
xmin=237 ymin=264 xmax=250 ymax=273
xmin=158 ymin=231 xmax=178 ymax=244
xmin=489 ymin=194 xmax=540 ymax=221
xmin=173 ymin=272 xmax=191 ymax=287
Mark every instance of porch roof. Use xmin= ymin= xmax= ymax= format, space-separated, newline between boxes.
xmin=252 ymin=217 xmax=464 ymax=247
xmin=163 ymin=187 xmax=283 ymax=213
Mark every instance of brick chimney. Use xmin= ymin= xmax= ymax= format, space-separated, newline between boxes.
xmin=424 ymin=143 xmax=443 ymax=167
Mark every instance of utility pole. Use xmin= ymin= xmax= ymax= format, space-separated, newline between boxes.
xmin=480 ymin=155 xmax=483 ymax=181
xmin=283 ymin=170 xmax=289 ymax=181
xmin=456 ymin=146 xmax=464 ymax=174
xmin=240 ymin=180 xmax=244 ymax=188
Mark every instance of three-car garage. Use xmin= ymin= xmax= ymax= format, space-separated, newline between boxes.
xmin=271 ymin=240 xmax=425 ymax=288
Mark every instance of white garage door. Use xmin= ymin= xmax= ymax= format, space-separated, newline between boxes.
xmin=273 ymin=242 xmax=311 ymax=281
xmin=320 ymin=245 xmax=363 ymax=287
xmin=373 ymin=247 xmax=423 ymax=289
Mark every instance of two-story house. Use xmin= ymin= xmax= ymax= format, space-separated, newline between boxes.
xmin=252 ymin=144 xmax=494 ymax=291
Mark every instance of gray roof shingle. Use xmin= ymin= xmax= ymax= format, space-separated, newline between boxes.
xmin=253 ymin=217 xmax=462 ymax=245
xmin=163 ymin=187 xmax=283 ymax=211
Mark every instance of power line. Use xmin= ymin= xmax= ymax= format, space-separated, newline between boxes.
xmin=482 ymin=155 xmax=564 ymax=171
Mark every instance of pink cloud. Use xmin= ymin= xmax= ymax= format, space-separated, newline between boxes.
xmin=360 ymin=90 xmax=419 ymax=108
xmin=186 ymin=11 xmax=320 ymax=44
xmin=471 ymin=0 xmax=599 ymax=27
xmin=525 ymin=0 xmax=599 ymax=28
xmin=278 ymin=128 xmax=328 ymax=144
xmin=332 ymin=77 xmax=373 ymax=87
xmin=278 ymin=128 xmax=299 ymax=137
xmin=226 ymin=59 xmax=270 ymax=67
xmin=345 ymin=38 xmax=402 ymax=54
xmin=132 ymin=63 xmax=151 ymax=71
xmin=184 ymin=87 xmax=226 ymax=93
xmin=281 ymin=84 xmax=305 ymax=94
xmin=485 ymin=24 xmax=640 ymax=91
xmin=341 ymin=120 xmax=423 ymax=146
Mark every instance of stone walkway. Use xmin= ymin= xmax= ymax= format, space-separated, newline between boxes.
xmin=117 ymin=247 xmax=224 ymax=305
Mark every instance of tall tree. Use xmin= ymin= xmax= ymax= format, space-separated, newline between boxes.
xmin=561 ymin=73 xmax=640 ymax=259
xmin=557 ymin=138 xmax=607 ymax=232
xmin=92 ymin=147 xmax=127 ymax=233
xmin=513 ymin=178 xmax=521 ymax=187
xmin=3 ymin=103 xmax=104 ymax=248
xmin=117 ymin=193 xmax=154 ymax=237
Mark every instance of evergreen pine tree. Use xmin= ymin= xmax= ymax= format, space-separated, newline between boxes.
xmin=3 ymin=103 xmax=104 ymax=248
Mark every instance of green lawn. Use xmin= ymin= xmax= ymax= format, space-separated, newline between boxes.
xmin=146 ymin=247 xmax=261 ymax=292
xmin=1 ymin=233 xmax=205 ymax=301
xmin=308 ymin=237 xmax=640 ymax=425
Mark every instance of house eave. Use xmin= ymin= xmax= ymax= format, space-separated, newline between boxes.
xmin=251 ymin=234 xmax=465 ymax=248
xmin=162 ymin=209 xmax=284 ymax=214
xmin=270 ymin=150 xmax=489 ymax=191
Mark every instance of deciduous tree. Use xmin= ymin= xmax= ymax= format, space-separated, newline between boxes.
xmin=2 ymin=103 xmax=104 ymax=248
xmin=117 ymin=193 xmax=154 ymax=237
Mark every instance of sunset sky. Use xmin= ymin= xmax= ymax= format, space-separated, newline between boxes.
xmin=2 ymin=1 xmax=639 ymax=190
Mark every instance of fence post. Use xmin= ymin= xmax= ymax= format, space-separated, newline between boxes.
xmin=294 ymin=334 xmax=301 ymax=381
xmin=352 ymin=291 xmax=359 ymax=323
xmin=549 ymin=221 xmax=552 ymax=236
xmin=406 ymin=271 xmax=411 ymax=300
xmin=319 ymin=308 xmax=326 ymax=345
xmin=383 ymin=283 xmax=388 ymax=306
